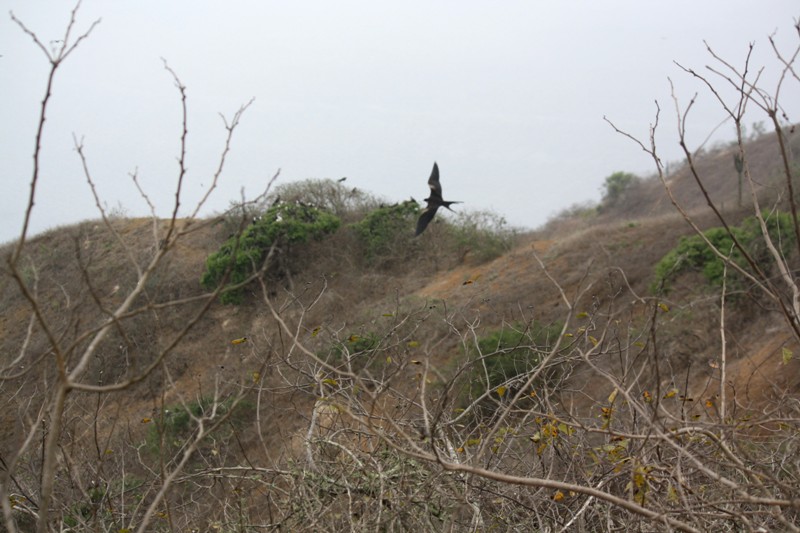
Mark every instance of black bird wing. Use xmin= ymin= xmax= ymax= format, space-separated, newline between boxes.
xmin=426 ymin=162 xmax=443 ymax=203
xmin=415 ymin=205 xmax=439 ymax=236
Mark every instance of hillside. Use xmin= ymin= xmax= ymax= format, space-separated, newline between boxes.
xmin=2 ymin=127 xmax=800 ymax=531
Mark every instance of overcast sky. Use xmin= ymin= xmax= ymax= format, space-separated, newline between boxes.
xmin=2 ymin=2 xmax=798 ymax=245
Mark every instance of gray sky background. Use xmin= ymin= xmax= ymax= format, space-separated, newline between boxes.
xmin=2 ymin=1 xmax=799 ymax=245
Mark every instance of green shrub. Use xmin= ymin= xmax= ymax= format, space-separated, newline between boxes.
xmin=653 ymin=211 xmax=796 ymax=292
xmin=351 ymin=200 xmax=419 ymax=262
xmin=469 ymin=322 xmax=563 ymax=401
xmin=146 ymin=397 xmax=254 ymax=456
xmin=63 ymin=485 xmax=106 ymax=527
xmin=600 ymin=171 xmax=638 ymax=207
xmin=446 ymin=209 xmax=515 ymax=263
xmin=326 ymin=332 xmax=383 ymax=373
xmin=263 ymin=178 xmax=378 ymax=220
xmin=201 ymin=202 xmax=340 ymax=303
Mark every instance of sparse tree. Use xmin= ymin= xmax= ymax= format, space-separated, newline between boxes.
xmin=1 ymin=4 xmax=274 ymax=532
xmin=600 ymin=171 xmax=639 ymax=208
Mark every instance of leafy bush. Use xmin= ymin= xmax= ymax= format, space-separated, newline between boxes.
xmin=201 ymin=202 xmax=341 ymax=303
xmin=326 ymin=332 xmax=384 ymax=373
xmin=600 ymin=171 xmax=639 ymax=207
xmin=469 ymin=322 xmax=563 ymax=401
xmin=62 ymin=486 xmax=106 ymax=528
xmin=446 ymin=209 xmax=516 ymax=263
xmin=146 ymin=397 xmax=254 ymax=456
xmin=352 ymin=201 xmax=514 ymax=267
xmin=258 ymin=178 xmax=379 ymax=221
xmin=351 ymin=200 xmax=420 ymax=263
xmin=551 ymin=201 xmax=598 ymax=221
xmin=653 ymin=211 xmax=797 ymax=292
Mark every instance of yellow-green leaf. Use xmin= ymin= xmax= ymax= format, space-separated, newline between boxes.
xmin=607 ymin=388 xmax=618 ymax=404
xmin=322 ymin=378 xmax=338 ymax=386
xmin=667 ymin=484 xmax=679 ymax=503
xmin=557 ymin=422 xmax=575 ymax=436
xmin=782 ymin=347 xmax=793 ymax=365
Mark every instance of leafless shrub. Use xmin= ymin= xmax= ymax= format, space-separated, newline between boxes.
xmin=1 ymin=4 xmax=274 ymax=531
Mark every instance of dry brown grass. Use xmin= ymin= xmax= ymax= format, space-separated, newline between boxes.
xmin=3 ymin=125 xmax=799 ymax=531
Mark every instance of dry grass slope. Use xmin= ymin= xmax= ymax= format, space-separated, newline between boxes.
xmin=2 ymin=114 xmax=800 ymax=530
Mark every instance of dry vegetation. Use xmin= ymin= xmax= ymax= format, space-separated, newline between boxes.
xmin=2 ymin=5 xmax=800 ymax=532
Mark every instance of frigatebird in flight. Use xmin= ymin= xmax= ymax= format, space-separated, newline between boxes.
xmin=415 ymin=162 xmax=462 ymax=236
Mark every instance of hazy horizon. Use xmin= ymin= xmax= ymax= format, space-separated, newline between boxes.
xmin=2 ymin=1 xmax=799 ymax=245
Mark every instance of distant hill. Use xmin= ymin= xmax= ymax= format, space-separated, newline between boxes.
xmin=541 ymin=127 xmax=800 ymax=238
xmin=2 ymin=126 xmax=799 ymax=531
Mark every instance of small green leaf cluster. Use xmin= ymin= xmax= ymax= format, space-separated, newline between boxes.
xmin=201 ymin=203 xmax=340 ymax=303
xmin=653 ymin=211 xmax=796 ymax=292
